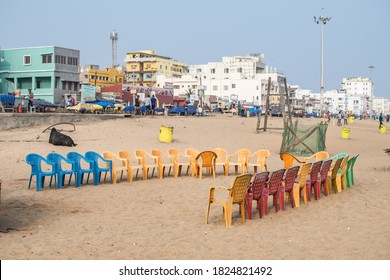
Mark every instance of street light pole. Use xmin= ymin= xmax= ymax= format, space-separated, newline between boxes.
xmin=314 ymin=12 xmax=331 ymax=117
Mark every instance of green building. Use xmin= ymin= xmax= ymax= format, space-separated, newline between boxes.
xmin=0 ymin=46 xmax=80 ymax=103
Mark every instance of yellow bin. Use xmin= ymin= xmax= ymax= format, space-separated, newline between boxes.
xmin=341 ymin=127 xmax=350 ymax=139
xmin=348 ymin=116 xmax=354 ymax=123
xmin=380 ymin=125 xmax=387 ymax=134
xmin=159 ymin=125 xmax=173 ymax=143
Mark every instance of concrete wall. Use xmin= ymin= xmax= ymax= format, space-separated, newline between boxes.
xmin=0 ymin=113 xmax=124 ymax=131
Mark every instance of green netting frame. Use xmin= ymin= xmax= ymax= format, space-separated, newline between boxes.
xmin=280 ymin=121 xmax=327 ymax=157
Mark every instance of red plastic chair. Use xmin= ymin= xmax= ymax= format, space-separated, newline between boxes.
xmin=314 ymin=159 xmax=332 ymax=199
xmin=283 ymin=166 xmax=300 ymax=209
xmin=245 ymin=171 xmax=269 ymax=219
xmin=305 ymin=160 xmax=323 ymax=202
xmin=264 ymin=169 xmax=285 ymax=215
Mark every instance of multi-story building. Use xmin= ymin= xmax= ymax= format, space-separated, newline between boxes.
xmin=373 ymin=97 xmax=390 ymax=115
xmin=342 ymin=77 xmax=373 ymax=113
xmin=0 ymin=46 xmax=80 ymax=103
xmin=124 ymin=50 xmax=187 ymax=87
xmin=157 ymin=53 xmax=285 ymax=106
xmin=80 ymin=65 xmax=124 ymax=88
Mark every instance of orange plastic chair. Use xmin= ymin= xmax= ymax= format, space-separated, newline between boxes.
xmin=118 ymin=150 xmax=143 ymax=182
xmin=206 ymin=174 xmax=252 ymax=227
xmin=212 ymin=148 xmax=229 ymax=175
xmin=195 ymin=151 xmax=217 ymax=179
xmin=225 ymin=149 xmax=251 ymax=176
xmin=135 ymin=149 xmax=159 ymax=180
xmin=292 ymin=162 xmax=312 ymax=207
xmin=102 ymin=151 xmax=129 ymax=184
xmin=280 ymin=152 xmax=305 ymax=169
xmin=246 ymin=149 xmax=270 ymax=173
xmin=303 ymin=151 xmax=330 ymax=162
xmin=326 ymin=157 xmax=343 ymax=195
xmin=168 ymin=148 xmax=190 ymax=177
xmin=151 ymin=149 xmax=174 ymax=179
xmin=184 ymin=148 xmax=200 ymax=177
xmin=335 ymin=155 xmax=349 ymax=192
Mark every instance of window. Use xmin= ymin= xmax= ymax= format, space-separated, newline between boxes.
xmin=213 ymin=85 xmax=218 ymax=91
xmin=23 ymin=55 xmax=31 ymax=65
xmin=42 ymin=54 xmax=52 ymax=64
xmin=232 ymin=84 xmax=236 ymax=89
xmin=131 ymin=65 xmax=137 ymax=69
xmin=237 ymin=67 xmax=242 ymax=73
xmin=210 ymin=68 xmax=215 ymax=74
xmin=224 ymin=68 xmax=229 ymax=73
xmin=223 ymin=85 xmax=228 ymax=90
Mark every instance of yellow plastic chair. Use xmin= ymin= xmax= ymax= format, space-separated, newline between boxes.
xmin=326 ymin=157 xmax=343 ymax=194
xmin=118 ymin=150 xmax=143 ymax=182
xmin=151 ymin=149 xmax=174 ymax=179
xmin=246 ymin=149 xmax=270 ymax=173
xmin=292 ymin=162 xmax=312 ymax=207
xmin=225 ymin=149 xmax=251 ymax=176
xmin=280 ymin=152 xmax=305 ymax=169
xmin=303 ymin=151 xmax=330 ymax=162
xmin=168 ymin=148 xmax=191 ymax=177
xmin=335 ymin=155 xmax=349 ymax=192
xmin=185 ymin=148 xmax=200 ymax=177
xmin=206 ymin=174 xmax=253 ymax=228
xmin=135 ymin=149 xmax=159 ymax=180
xmin=195 ymin=151 xmax=217 ymax=179
xmin=212 ymin=148 xmax=229 ymax=175
xmin=102 ymin=151 xmax=129 ymax=184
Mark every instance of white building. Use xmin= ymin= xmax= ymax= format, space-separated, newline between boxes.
xmin=373 ymin=97 xmax=390 ymax=115
xmin=156 ymin=53 xmax=285 ymax=106
xmin=342 ymin=77 xmax=373 ymax=113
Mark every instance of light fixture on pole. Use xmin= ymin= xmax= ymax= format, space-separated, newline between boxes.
xmin=195 ymin=74 xmax=206 ymax=107
xmin=314 ymin=11 xmax=331 ymax=117
xmin=368 ymin=65 xmax=375 ymax=114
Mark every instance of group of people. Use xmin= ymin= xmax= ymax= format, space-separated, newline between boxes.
xmin=336 ymin=110 xmax=349 ymax=126
xmin=134 ymin=94 xmax=157 ymax=115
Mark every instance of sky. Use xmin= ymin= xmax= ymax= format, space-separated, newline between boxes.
xmin=1 ymin=0 xmax=389 ymax=98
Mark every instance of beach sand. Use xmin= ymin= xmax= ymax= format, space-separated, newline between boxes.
xmin=0 ymin=114 xmax=389 ymax=260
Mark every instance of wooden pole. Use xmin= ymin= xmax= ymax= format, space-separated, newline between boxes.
xmin=263 ymin=77 xmax=272 ymax=132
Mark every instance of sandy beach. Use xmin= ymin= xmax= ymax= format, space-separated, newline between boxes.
xmin=0 ymin=114 xmax=389 ymax=260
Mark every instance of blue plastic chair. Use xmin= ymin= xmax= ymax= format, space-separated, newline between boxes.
xmin=26 ymin=153 xmax=57 ymax=192
xmin=47 ymin=153 xmax=77 ymax=189
xmin=85 ymin=151 xmax=113 ymax=185
xmin=66 ymin=152 xmax=94 ymax=187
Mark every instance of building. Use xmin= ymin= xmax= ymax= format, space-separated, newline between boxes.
xmin=342 ymin=77 xmax=373 ymax=113
xmin=373 ymin=97 xmax=390 ymax=115
xmin=157 ymin=53 xmax=285 ymax=107
xmin=124 ymin=50 xmax=187 ymax=87
xmin=80 ymin=65 xmax=124 ymax=88
xmin=0 ymin=46 xmax=80 ymax=103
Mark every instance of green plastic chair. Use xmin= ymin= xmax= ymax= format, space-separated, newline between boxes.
xmin=330 ymin=152 xmax=349 ymax=160
xmin=346 ymin=154 xmax=359 ymax=187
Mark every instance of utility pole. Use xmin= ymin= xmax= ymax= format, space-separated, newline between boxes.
xmin=314 ymin=11 xmax=331 ymax=117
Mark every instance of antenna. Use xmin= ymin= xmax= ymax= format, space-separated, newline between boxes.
xmin=110 ymin=30 xmax=118 ymax=68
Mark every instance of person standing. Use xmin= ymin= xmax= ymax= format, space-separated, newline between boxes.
xmin=379 ymin=112 xmax=384 ymax=129
xmin=337 ymin=111 xmax=342 ymax=126
xmin=344 ymin=111 xmax=348 ymax=125
xmin=151 ymin=95 xmax=157 ymax=115
xmin=27 ymin=89 xmax=34 ymax=111
xmin=144 ymin=94 xmax=151 ymax=115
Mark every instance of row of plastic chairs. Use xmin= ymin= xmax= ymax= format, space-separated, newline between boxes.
xmin=206 ymin=152 xmax=359 ymax=227
xmin=26 ymin=152 xmax=113 ymax=191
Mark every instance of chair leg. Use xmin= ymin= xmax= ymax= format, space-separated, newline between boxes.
xmin=305 ymin=182 xmax=311 ymax=202
xmin=293 ymin=186 xmax=300 ymax=208
xmin=205 ymin=201 xmax=211 ymax=224
xmin=245 ymin=193 xmax=253 ymax=220
xmin=279 ymin=191 xmax=285 ymax=211
xmin=240 ymin=203 xmax=246 ymax=224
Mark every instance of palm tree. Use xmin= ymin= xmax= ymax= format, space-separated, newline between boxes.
xmin=184 ymin=88 xmax=195 ymax=99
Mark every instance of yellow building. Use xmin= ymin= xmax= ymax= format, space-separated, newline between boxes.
xmin=88 ymin=67 xmax=124 ymax=87
xmin=124 ymin=50 xmax=187 ymax=87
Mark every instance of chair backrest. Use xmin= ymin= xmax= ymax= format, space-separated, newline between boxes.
xmin=85 ymin=151 xmax=110 ymax=169
xmin=339 ymin=156 xmax=349 ymax=176
xmin=232 ymin=149 xmax=251 ymax=164
xmin=280 ymin=152 xmax=304 ymax=169
xmin=319 ymin=159 xmax=333 ymax=183
xmin=26 ymin=153 xmax=46 ymax=173
xmin=168 ymin=148 xmax=180 ymax=158
xmin=151 ymin=149 xmax=170 ymax=165
xmin=250 ymin=149 xmax=270 ymax=170
xmin=309 ymin=160 xmax=323 ymax=184
xmin=185 ymin=148 xmax=199 ymax=163
xmin=331 ymin=152 xmax=349 ymax=160
xmin=303 ymin=151 xmax=329 ymax=162
xmin=350 ymin=154 xmax=359 ymax=170
xmin=296 ymin=162 xmax=312 ymax=187
xmin=213 ymin=148 xmax=228 ymax=164
xmin=329 ymin=157 xmax=343 ymax=179
xmin=196 ymin=151 xmax=217 ymax=168
xmin=47 ymin=152 xmax=69 ymax=171
xmin=283 ymin=166 xmax=300 ymax=192
xmin=267 ymin=169 xmax=286 ymax=195
xmin=250 ymin=171 xmax=270 ymax=200
xmin=230 ymin=174 xmax=253 ymax=203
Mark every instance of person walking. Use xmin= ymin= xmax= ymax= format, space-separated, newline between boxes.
xmin=379 ymin=112 xmax=384 ymax=129
xmin=344 ymin=111 xmax=348 ymax=125
xmin=337 ymin=111 xmax=342 ymax=126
